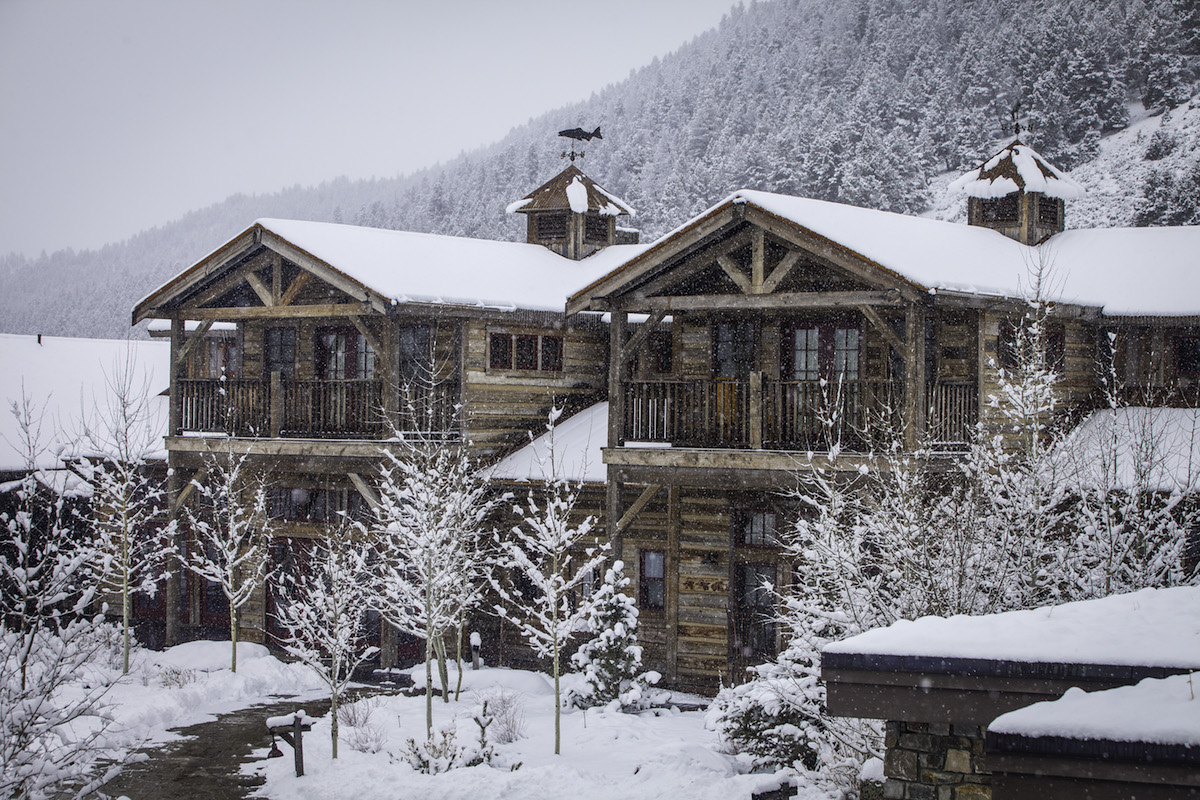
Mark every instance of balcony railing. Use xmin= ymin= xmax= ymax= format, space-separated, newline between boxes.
xmin=177 ymin=378 xmax=461 ymax=439
xmin=623 ymin=378 xmax=977 ymax=452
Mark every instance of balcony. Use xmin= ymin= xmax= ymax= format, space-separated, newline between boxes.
xmin=177 ymin=378 xmax=460 ymax=439
xmin=622 ymin=378 xmax=977 ymax=452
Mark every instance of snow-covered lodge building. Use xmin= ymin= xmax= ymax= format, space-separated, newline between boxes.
xmin=130 ymin=142 xmax=1200 ymax=687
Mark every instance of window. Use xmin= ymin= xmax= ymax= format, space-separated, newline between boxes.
xmin=639 ymin=549 xmax=665 ymax=610
xmin=736 ymin=510 xmax=778 ymax=548
xmin=267 ymin=487 xmax=369 ymax=522
xmin=398 ymin=325 xmax=430 ymax=384
xmin=999 ymin=320 xmax=1064 ymax=372
xmin=584 ymin=214 xmax=608 ymax=243
xmin=1175 ymin=336 xmax=1200 ymax=377
xmin=713 ymin=320 xmax=755 ymax=379
xmin=489 ymin=333 xmax=564 ymax=372
xmin=208 ymin=337 xmax=240 ymax=379
xmin=515 ymin=334 xmax=539 ymax=370
xmin=489 ymin=332 xmax=512 ymax=369
xmin=735 ymin=563 xmax=776 ymax=658
xmin=536 ymin=212 xmax=568 ymax=240
xmin=541 ymin=335 xmax=563 ymax=372
xmin=981 ymin=195 xmax=1019 ymax=224
xmin=1037 ymin=196 xmax=1061 ymax=227
xmin=784 ymin=323 xmax=859 ymax=381
xmin=265 ymin=327 xmax=296 ymax=379
xmin=316 ymin=328 xmax=376 ymax=380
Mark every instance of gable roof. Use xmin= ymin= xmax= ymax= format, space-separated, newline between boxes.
xmin=134 ymin=219 xmax=651 ymax=321
xmin=506 ymin=164 xmax=635 ymax=217
xmin=0 ymin=334 xmax=170 ymax=472
xmin=569 ymin=190 xmax=1200 ymax=317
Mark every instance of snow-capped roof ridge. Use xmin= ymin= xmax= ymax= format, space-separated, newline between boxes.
xmin=510 ymin=164 xmax=635 ymax=217
xmin=948 ymin=138 xmax=1084 ymax=200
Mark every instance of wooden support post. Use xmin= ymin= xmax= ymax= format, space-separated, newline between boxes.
xmin=665 ymin=485 xmax=680 ymax=683
xmin=613 ymin=483 xmax=662 ymax=537
xmin=608 ymin=310 xmax=628 ymax=561
xmin=749 ymin=370 xmax=763 ymax=449
xmin=751 ymin=228 xmax=765 ymax=293
xmin=169 ymin=318 xmax=183 ymax=436
xmin=607 ymin=478 xmax=625 ymax=568
xmin=270 ymin=370 xmax=282 ymax=438
xmin=903 ymin=305 xmax=927 ymax=450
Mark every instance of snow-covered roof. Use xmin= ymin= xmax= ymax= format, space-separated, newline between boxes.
xmin=0 ymin=334 xmax=171 ymax=472
xmin=948 ymin=139 xmax=1084 ymax=200
xmin=1055 ymin=407 xmax=1200 ymax=492
xmin=507 ymin=164 xmax=635 ymax=217
xmin=823 ymin=586 xmax=1200 ymax=670
xmin=989 ymin=672 xmax=1200 ymax=747
xmin=486 ymin=402 xmax=608 ymax=484
xmin=254 ymin=219 xmax=648 ymax=313
xmin=582 ymin=189 xmax=1199 ymax=316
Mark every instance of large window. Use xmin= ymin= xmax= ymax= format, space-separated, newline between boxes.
xmin=785 ymin=323 xmax=859 ymax=381
xmin=489 ymin=332 xmax=564 ymax=372
xmin=208 ymin=337 xmax=240 ymax=379
xmin=265 ymin=327 xmax=296 ymax=379
xmin=316 ymin=328 xmax=376 ymax=380
xmin=735 ymin=563 xmax=776 ymax=659
xmin=639 ymin=549 xmax=665 ymax=611
xmin=398 ymin=325 xmax=431 ymax=385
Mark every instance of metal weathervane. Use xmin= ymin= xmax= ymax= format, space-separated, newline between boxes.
xmin=558 ymin=126 xmax=602 ymax=161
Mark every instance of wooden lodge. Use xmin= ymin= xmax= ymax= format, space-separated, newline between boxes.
xmin=128 ymin=142 xmax=1200 ymax=688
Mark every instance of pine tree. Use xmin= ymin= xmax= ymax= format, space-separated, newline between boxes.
xmin=568 ymin=560 xmax=660 ymax=711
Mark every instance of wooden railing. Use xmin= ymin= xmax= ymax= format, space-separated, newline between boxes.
xmin=624 ymin=379 xmax=751 ymax=447
xmin=281 ymin=379 xmax=385 ymax=438
xmin=623 ymin=378 xmax=977 ymax=452
xmin=176 ymin=378 xmax=461 ymax=439
xmin=764 ymin=379 xmax=903 ymax=451
xmin=927 ymin=382 xmax=978 ymax=448
xmin=178 ymin=379 xmax=269 ymax=436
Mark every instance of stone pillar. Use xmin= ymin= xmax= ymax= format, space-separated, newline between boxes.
xmin=883 ymin=720 xmax=990 ymax=800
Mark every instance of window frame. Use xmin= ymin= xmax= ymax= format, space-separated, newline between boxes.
xmin=1175 ymin=335 xmax=1200 ymax=377
xmin=488 ymin=332 xmax=565 ymax=374
xmin=264 ymin=327 xmax=297 ymax=379
xmin=639 ymin=549 xmax=666 ymax=611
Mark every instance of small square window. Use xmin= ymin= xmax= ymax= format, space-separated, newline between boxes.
xmin=739 ymin=510 xmax=778 ymax=547
xmin=541 ymin=336 xmax=563 ymax=372
xmin=489 ymin=333 xmax=512 ymax=370
xmin=515 ymin=335 xmax=539 ymax=370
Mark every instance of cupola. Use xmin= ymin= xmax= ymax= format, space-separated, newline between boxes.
xmin=507 ymin=164 xmax=636 ymax=260
xmin=950 ymin=140 xmax=1083 ymax=245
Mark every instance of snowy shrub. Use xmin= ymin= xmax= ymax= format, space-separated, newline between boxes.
xmin=401 ymin=725 xmax=468 ymax=774
xmin=567 ymin=560 xmax=662 ymax=712
xmin=345 ymin=722 xmax=387 ymax=754
xmin=1143 ymin=129 xmax=1178 ymax=161
xmin=93 ymin=619 xmax=137 ymax=672
xmin=470 ymin=687 xmax=526 ymax=743
xmin=158 ymin=666 xmax=198 ymax=689
xmin=337 ymin=695 xmax=380 ymax=730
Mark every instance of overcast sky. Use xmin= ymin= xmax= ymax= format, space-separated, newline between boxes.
xmin=0 ymin=0 xmax=738 ymax=258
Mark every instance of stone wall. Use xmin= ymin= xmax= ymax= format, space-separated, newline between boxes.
xmin=883 ymin=721 xmax=990 ymax=800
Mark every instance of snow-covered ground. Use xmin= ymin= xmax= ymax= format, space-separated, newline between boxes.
xmin=246 ymin=663 xmax=833 ymax=800
xmin=91 ymin=640 xmax=325 ymax=753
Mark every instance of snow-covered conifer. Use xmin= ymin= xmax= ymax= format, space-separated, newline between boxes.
xmin=568 ymin=559 xmax=660 ymax=711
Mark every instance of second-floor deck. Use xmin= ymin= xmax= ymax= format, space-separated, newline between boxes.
xmin=621 ymin=378 xmax=978 ymax=452
xmin=176 ymin=377 xmax=460 ymax=439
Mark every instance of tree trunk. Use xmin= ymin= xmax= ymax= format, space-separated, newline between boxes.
xmin=122 ymin=554 xmax=131 ymax=675
xmin=330 ymin=690 xmax=340 ymax=759
xmin=434 ymin=636 xmax=450 ymax=704
xmin=454 ymin=612 xmax=465 ymax=701
xmin=424 ymin=633 xmax=434 ymax=737
xmin=230 ymin=604 xmax=238 ymax=673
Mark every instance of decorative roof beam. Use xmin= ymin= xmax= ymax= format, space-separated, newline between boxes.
xmin=642 ymin=290 xmax=902 ymax=312
xmin=174 ymin=319 xmax=214 ymax=368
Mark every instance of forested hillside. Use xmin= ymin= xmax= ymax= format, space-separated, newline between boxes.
xmin=3 ymin=0 xmax=1197 ymax=339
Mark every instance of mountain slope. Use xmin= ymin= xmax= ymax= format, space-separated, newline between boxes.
xmin=3 ymin=0 xmax=1196 ymax=339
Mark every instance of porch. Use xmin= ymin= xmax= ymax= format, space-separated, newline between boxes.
xmin=621 ymin=377 xmax=977 ymax=451
xmin=176 ymin=377 xmax=461 ymax=439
